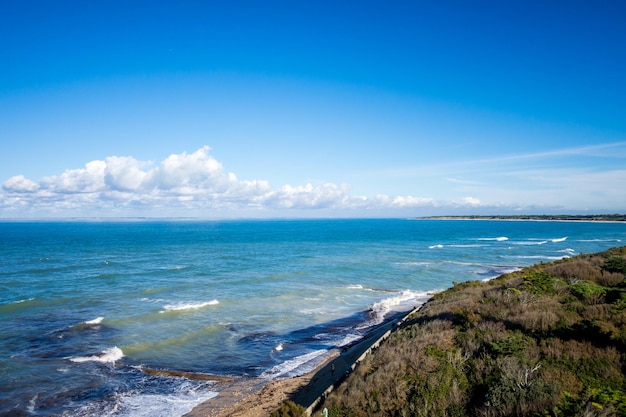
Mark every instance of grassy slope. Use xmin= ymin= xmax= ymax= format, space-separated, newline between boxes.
xmin=318 ymin=247 xmax=626 ymax=417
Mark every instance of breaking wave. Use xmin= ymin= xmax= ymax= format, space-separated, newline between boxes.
xmin=260 ymin=349 xmax=328 ymax=380
xmin=369 ymin=290 xmax=426 ymax=324
xmin=477 ymin=237 xmax=509 ymax=241
xmin=69 ymin=346 xmax=124 ymax=364
xmin=160 ymin=300 xmax=219 ymax=313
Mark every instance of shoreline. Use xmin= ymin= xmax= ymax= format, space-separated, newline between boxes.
xmin=184 ymin=308 xmax=420 ymax=417
xmin=416 ymin=214 xmax=626 ymax=223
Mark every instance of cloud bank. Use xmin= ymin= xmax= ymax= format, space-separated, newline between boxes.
xmin=1 ymin=146 xmax=497 ymax=218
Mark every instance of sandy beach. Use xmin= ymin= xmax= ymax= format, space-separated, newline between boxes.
xmin=185 ymin=309 xmax=416 ymax=417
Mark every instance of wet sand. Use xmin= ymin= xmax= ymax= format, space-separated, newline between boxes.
xmin=185 ymin=309 xmax=417 ymax=417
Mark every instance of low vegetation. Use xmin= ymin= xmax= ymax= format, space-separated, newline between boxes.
xmin=276 ymin=246 xmax=626 ymax=416
xmin=270 ymin=400 xmax=307 ymax=417
xmin=420 ymin=214 xmax=626 ymax=222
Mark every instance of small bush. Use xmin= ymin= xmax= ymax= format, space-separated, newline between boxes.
xmin=271 ymin=400 xmax=307 ymax=417
xmin=598 ymin=270 xmax=624 ymax=287
xmin=604 ymin=256 xmax=626 ymax=274
xmin=489 ymin=333 xmax=531 ymax=356
xmin=546 ymin=260 xmax=602 ymax=284
xmin=569 ymin=282 xmax=607 ymax=304
xmin=523 ymin=271 xmax=556 ymax=295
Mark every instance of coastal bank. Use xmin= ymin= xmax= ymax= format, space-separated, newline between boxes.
xmin=190 ymin=245 xmax=626 ymax=416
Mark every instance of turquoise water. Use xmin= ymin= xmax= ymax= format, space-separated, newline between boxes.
xmin=1 ymin=219 xmax=625 ymax=416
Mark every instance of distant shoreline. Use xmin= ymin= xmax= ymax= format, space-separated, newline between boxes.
xmin=417 ymin=214 xmax=626 ymax=222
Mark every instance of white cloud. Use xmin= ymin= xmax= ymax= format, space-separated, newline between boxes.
xmin=104 ymin=156 xmax=149 ymax=191
xmin=382 ymin=195 xmax=436 ymax=208
xmin=445 ymin=177 xmax=481 ymax=186
xmin=40 ymin=160 xmax=106 ymax=193
xmin=461 ymin=197 xmax=482 ymax=206
xmin=2 ymin=175 xmax=39 ymax=192
xmin=2 ymin=145 xmax=618 ymax=218
xmin=146 ymin=146 xmax=227 ymax=191
xmin=267 ymin=183 xmax=356 ymax=209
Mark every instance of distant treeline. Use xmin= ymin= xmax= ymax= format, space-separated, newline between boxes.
xmin=302 ymin=246 xmax=626 ymax=416
xmin=420 ymin=214 xmax=626 ymax=222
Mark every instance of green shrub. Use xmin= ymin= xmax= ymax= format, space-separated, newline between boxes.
xmin=588 ymin=387 xmax=626 ymax=415
xmin=546 ymin=260 xmax=602 ymax=283
xmin=271 ymin=400 xmax=307 ymax=417
xmin=569 ymin=282 xmax=607 ymax=304
xmin=604 ymin=256 xmax=626 ymax=274
xmin=523 ymin=271 xmax=556 ymax=295
xmin=554 ymin=387 xmax=626 ymax=416
xmin=489 ymin=333 xmax=532 ymax=356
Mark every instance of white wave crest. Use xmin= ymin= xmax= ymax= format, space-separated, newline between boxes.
xmin=85 ymin=317 xmax=104 ymax=325
xmin=396 ymin=261 xmax=430 ymax=266
xmin=335 ymin=333 xmax=362 ymax=347
xmin=429 ymin=244 xmax=443 ymax=249
xmin=346 ymin=284 xmax=364 ymax=289
xmin=513 ymin=255 xmax=567 ymax=261
xmin=480 ymin=267 xmax=522 ymax=282
xmin=578 ymin=238 xmax=621 ymax=242
xmin=160 ymin=300 xmax=219 ymax=313
xmin=69 ymin=346 xmax=124 ymax=363
xmin=260 ymin=349 xmax=328 ymax=380
xmin=551 ymin=237 xmax=568 ymax=242
xmin=477 ymin=237 xmax=508 ymax=241
xmin=2 ymin=298 xmax=36 ymax=308
xmin=512 ymin=240 xmax=549 ymax=245
xmin=369 ymin=290 xmax=426 ymax=323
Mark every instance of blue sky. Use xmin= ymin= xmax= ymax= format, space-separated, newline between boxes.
xmin=1 ymin=1 xmax=625 ymax=218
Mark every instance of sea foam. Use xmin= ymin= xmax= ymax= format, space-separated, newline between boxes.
xmin=85 ymin=317 xmax=104 ymax=325
xmin=346 ymin=284 xmax=364 ymax=290
xmin=559 ymin=248 xmax=576 ymax=254
xmin=369 ymin=290 xmax=426 ymax=323
xmin=71 ymin=380 xmax=218 ymax=417
xmin=113 ymin=387 xmax=218 ymax=417
xmin=69 ymin=346 xmax=124 ymax=364
xmin=260 ymin=349 xmax=328 ymax=380
xmin=160 ymin=300 xmax=219 ymax=313
xmin=512 ymin=240 xmax=549 ymax=245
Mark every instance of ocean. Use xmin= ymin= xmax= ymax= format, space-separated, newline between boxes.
xmin=1 ymin=218 xmax=624 ymax=416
